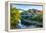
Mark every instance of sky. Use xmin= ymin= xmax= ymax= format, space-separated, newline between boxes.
xmin=12 ymin=4 xmax=43 ymax=10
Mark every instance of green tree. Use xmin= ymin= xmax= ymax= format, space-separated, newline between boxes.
xmin=10 ymin=7 xmax=21 ymax=28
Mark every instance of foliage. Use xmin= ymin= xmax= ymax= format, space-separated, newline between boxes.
xmin=30 ymin=13 xmax=43 ymax=22
xmin=21 ymin=9 xmax=43 ymax=22
xmin=10 ymin=7 xmax=21 ymax=28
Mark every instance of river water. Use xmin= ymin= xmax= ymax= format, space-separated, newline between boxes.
xmin=16 ymin=19 xmax=43 ymax=29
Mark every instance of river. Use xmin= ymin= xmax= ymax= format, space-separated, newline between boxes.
xmin=16 ymin=19 xmax=43 ymax=29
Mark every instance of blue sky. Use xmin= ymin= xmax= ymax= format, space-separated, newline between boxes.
xmin=12 ymin=4 xmax=42 ymax=10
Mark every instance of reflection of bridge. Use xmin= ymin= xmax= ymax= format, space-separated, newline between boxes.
xmin=21 ymin=19 xmax=42 ymax=25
